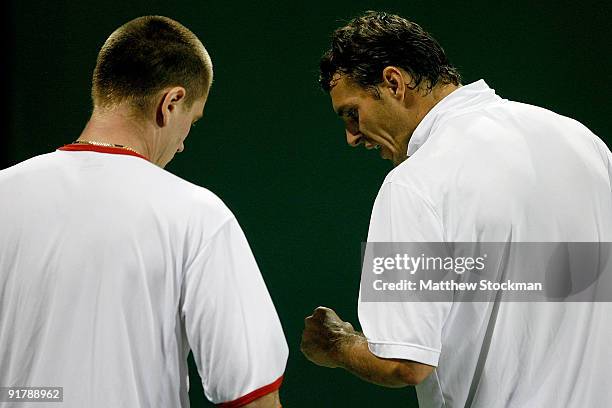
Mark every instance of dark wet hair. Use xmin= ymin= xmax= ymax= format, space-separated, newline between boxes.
xmin=320 ymin=11 xmax=460 ymax=94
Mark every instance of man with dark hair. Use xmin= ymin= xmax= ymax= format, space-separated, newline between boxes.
xmin=301 ymin=11 xmax=612 ymax=407
xmin=317 ymin=10 xmax=461 ymax=166
xmin=0 ymin=16 xmax=287 ymax=407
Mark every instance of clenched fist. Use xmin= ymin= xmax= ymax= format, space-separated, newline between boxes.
xmin=300 ymin=306 xmax=357 ymax=368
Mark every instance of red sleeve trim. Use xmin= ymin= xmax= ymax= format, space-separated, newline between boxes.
xmin=58 ymin=143 xmax=149 ymax=161
xmin=218 ymin=375 xmax=284 ymax=408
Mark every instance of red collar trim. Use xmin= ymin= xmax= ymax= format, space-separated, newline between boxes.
xmin=217 ymin=375 xmax=284 ymax=407
xmin=58 ymin=143 xmax=149 ymax=161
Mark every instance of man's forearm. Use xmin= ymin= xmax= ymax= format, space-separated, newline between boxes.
xmin=335 ymin=331 xmax=414 ymax=388
xmin=301 ymin=306 xmax=434 ymax=387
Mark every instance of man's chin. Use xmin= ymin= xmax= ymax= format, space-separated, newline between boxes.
xmin=392 ymin=155 xmax=408 ymax=167
xmin=379 ymin=146 xmax=390 ymax=160
xmin=379 ymin=147 xmax=407 ymax=167
xmin=379 ymin=147 xmax=397 ymax=163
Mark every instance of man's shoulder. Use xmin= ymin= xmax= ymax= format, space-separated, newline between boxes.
xmin=1 ymin=150 xmax=233 ymax=221
xmin=0 ymin=152 xmax=63 ymax=188
xmin=173 ymin=177 xmax=233 ymax=220
xmin=437 ymin=98 xmax=593 ymax=137
xmin=123 ymin=158 xmax=234 ymax=221
xmin=377 ymin=165 xmax=427 ymax=201
xmin=1 ymin=152 xmax=56 ymax=175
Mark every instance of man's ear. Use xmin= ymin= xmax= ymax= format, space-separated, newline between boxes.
xmin=156 ymin=87 xmax=186 ymax=127
xmin=381 ymin=66 xmax=407 ymax=100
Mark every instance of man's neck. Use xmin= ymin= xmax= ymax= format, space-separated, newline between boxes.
xmin=411 ymin=82 xmax=460 ymax=140
xmin=421 ymin=82 xmax=460 ymax=118
xmin=394 ymin=82 xmax=460 ymax=166
xmin=78 ymin=107 xmax=152 ymax=159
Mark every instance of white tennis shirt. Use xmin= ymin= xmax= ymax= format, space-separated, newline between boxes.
xmin=359 ymin=80 xmax=612 ymax=407
xmin=0 ymin=145 xmax=288 ymax=407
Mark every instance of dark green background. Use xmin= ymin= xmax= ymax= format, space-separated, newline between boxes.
xmin=4 ymin=1 xmax=610 ymax=407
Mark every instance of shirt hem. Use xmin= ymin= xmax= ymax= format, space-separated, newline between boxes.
xmin=217 ymin=375 xmax=284 ymax=407
xmin=367 ymin=341 xmax=440 ymax=367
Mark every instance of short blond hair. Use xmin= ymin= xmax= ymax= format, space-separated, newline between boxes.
xmin=92 ymin=16 xmax=212 ymax=115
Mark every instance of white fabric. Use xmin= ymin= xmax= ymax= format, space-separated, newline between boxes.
xmin=0 ymin=150 xmax=288 ymax=407
xmin=359 ymin=80 xmax=612 ymax=407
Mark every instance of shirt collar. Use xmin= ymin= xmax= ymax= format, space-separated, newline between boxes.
xmin=407 ymin=79 xmax=501 ymax=156
xmin=57 ymin=143 xmax=150 ymax=161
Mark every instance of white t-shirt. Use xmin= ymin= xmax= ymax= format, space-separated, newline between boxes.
xmin=359 ymin=80 xmax=612 ymax=407
xmin=0 ymin=145 xmax=288 ymax=407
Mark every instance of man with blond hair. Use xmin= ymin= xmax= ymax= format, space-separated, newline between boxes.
xmin=0 ymin=16 xmax=287 ymax=407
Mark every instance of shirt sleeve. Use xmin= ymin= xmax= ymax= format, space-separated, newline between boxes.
xmin=181 ymin=217 xmax=288 ymax=406
xmin=596 ymin=136 xmax=612 ymax=182
xmin=358 ymin=180 xmax=451 ymax=367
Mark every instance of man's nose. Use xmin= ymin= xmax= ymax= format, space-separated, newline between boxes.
xmin=345 ymin=129 xmax=362 ymax=147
